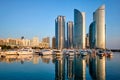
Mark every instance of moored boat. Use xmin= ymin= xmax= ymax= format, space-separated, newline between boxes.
xmin=97 ymin=49 xmax=104 ymax=57
xmin=79 ymin=50 xmax=88 ymax=56
xmin=17 ymin=48 xmax=34 ymax=55
xmin=105 ymin=50 xmax=113 ymax=56
xmin=66 ymin=49 xmax=75 ymax=56
xmin=41 ymin=49 xmax=52 ymax=56
xmin=5 ymin=50 xmax=18 ymax=55
xmin=52 ymin=49 xmax=63 ymax=56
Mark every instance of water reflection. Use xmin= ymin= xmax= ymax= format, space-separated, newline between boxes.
xmin=41 ymin=55 xmax=52 ymax=64
xmin=0 ymin=53 xmax=107 ymax=80
xmin=89 ymin=54 xmax=106 ymax=80
xmin=74 ymin=55 xmax=87 ymax=80
xmin=0 ymin=54 xmax=33 ymax=64
xmin=67 ymin=56 xmax=74 ymax=80
xmin=33 ymin=55 xmax=40 ymax=64
xmin=55 ymin=55 xmax=65 ymax=80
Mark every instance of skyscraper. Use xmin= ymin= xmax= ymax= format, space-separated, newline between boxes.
xmin=95 ymin=5 xmax=106 ymax=49
xmin=74 ymin=9 xmax=86 ymax=49
xmin=55 ymin=16 xmax=65 ymax=50
xmin=89 ymin=5 xmax=106 ymax=49
xmin=85 ymin=33 xmax=89 ymax=48
xmin=52 ymin=37 xmax=56 ymax=49
xmin=67 ymin=21 xmax=73 ymax=49
xmin=89 ymin=21 xmax=96 ymax=48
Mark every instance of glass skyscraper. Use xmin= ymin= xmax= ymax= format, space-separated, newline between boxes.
xmin=89 ymin=5 xmax=106 ymax=49
xmin=95 ymin=5 xmax=106 ymax=49
xmin=74 ymin=9 xmax=86 ymax=49
xmin=55 ymin=16 xmax=65 ymax=50
xmin=67 ymin=21 xmax=73 ymax=49
xmin=89 ymin=21 xmax=96 ymax=49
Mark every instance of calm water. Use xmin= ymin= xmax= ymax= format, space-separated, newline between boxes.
xmin=0 ymin=52 xmax=120 ymax=80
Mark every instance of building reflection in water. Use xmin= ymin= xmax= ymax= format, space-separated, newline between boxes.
xmin=74 ymin=55 xmax=86 ymax=80
xmin=89 ymin=54 xmax=97 ymax=80
xmin=0 ymin=54 xmax=33 ymax=64
xmin=67 ymin=56 xmax=74 ymax=80
xmin=33 ymin=55 xmax=40 ymax=64
xmin=0 ymin=52 xmax=106 ymax=80
xmin=55 ymin=55 xmax=65 ymax=80
xmin=89 ymin=54 xmax=106 ymax=80
xmin=97 ymin=56 xmax=106 ymax=80
xmin=41 ymin=55 xmax=52 ymax=64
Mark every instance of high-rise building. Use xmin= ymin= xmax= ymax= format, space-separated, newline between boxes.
xmin=55 ymin=16 xmax=65 ymax=50
xmin=42 ymin=37 xmax=50 ymax=43
xmin=67 ymin=21 xmax=73 ymax=49
xmin=22 ymin=39 xmax=31 ymax=46
xmin=89 ymin=21 xmax=96 ymax=49
xmin=52 ymin=37 xmax=56 ymax=49
xmin=42 ymin=37 xmax=50 ymax=48
xmin=74 ymin=9 xmax=86 ymax=49
xmin=95 ymin=5 xmax=106 ymax=49
xmin=31 ymin=37 xmax=39 ymax=47
xmin=85 ymin=33 xmax=89 ymax=48
xmin=89 ymin=5 xmax=106 ymax=49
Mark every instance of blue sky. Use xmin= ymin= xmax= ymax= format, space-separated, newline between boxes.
xmin=0 ymin=0 xmax=120 ymax=49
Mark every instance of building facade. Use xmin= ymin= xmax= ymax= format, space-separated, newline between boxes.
xmin=89 ymin=5 xmax=106 ymax=49
xmin=74 ymin=9 xmax=86 ymax=49
xmin=89 ymin=21 xmax=96 ymax=48
xmin=42 ymin=37 xmax=50 ymax=48
xmin=94 ymin=5 xmax=106 ymax=49
xmin=67 ymin=21 xmax=73 ymax=49
xmin=31 ymin=37 xmax=39 ymax=47
xmin=22 ymin=39 xmax=31 ymax=47
xmin=52 ymin=37 xmax=56 ymax=49
xmin=85 ymin=33 xmax=89 ymax=48
xmin=55 ymin=16 xmax=65 ymax=49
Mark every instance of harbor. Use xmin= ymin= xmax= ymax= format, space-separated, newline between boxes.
xmin=0 ymin=50 xmax=120 ymax=80
xmin=0 ymin=0 xmax=120 ymax=80
xmin=0 ymin=48 xmax=115 ymax=57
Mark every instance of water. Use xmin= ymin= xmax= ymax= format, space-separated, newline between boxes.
xmin=0 ymin=52 xmax=120 ymax=80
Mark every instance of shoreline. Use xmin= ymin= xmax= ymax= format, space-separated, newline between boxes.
xmin=111 ymin=49 xmax=120 ymax=52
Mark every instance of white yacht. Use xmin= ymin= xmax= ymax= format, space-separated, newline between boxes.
xmin=17 ymin=48 xmax=34 ymax=55
xmin=41 ymin=49 xmax=52 ymax=56
xmin=105 ymin=50 xmax=113 ymax=56
xmin=5 ymin=50 xmax=18 ymax=55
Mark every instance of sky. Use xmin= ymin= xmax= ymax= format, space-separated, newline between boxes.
xmin=0 ymin=0 xmax=120 ymax=49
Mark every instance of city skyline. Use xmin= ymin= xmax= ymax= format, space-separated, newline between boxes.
xmin=0 ymin=0 xmax=120 ymax=49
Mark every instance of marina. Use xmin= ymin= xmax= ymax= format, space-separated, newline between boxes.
xmin=0 ymin=0 xmax=119 ymax=80
xmin=0 ymin=50 xmax=120 ymax=80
